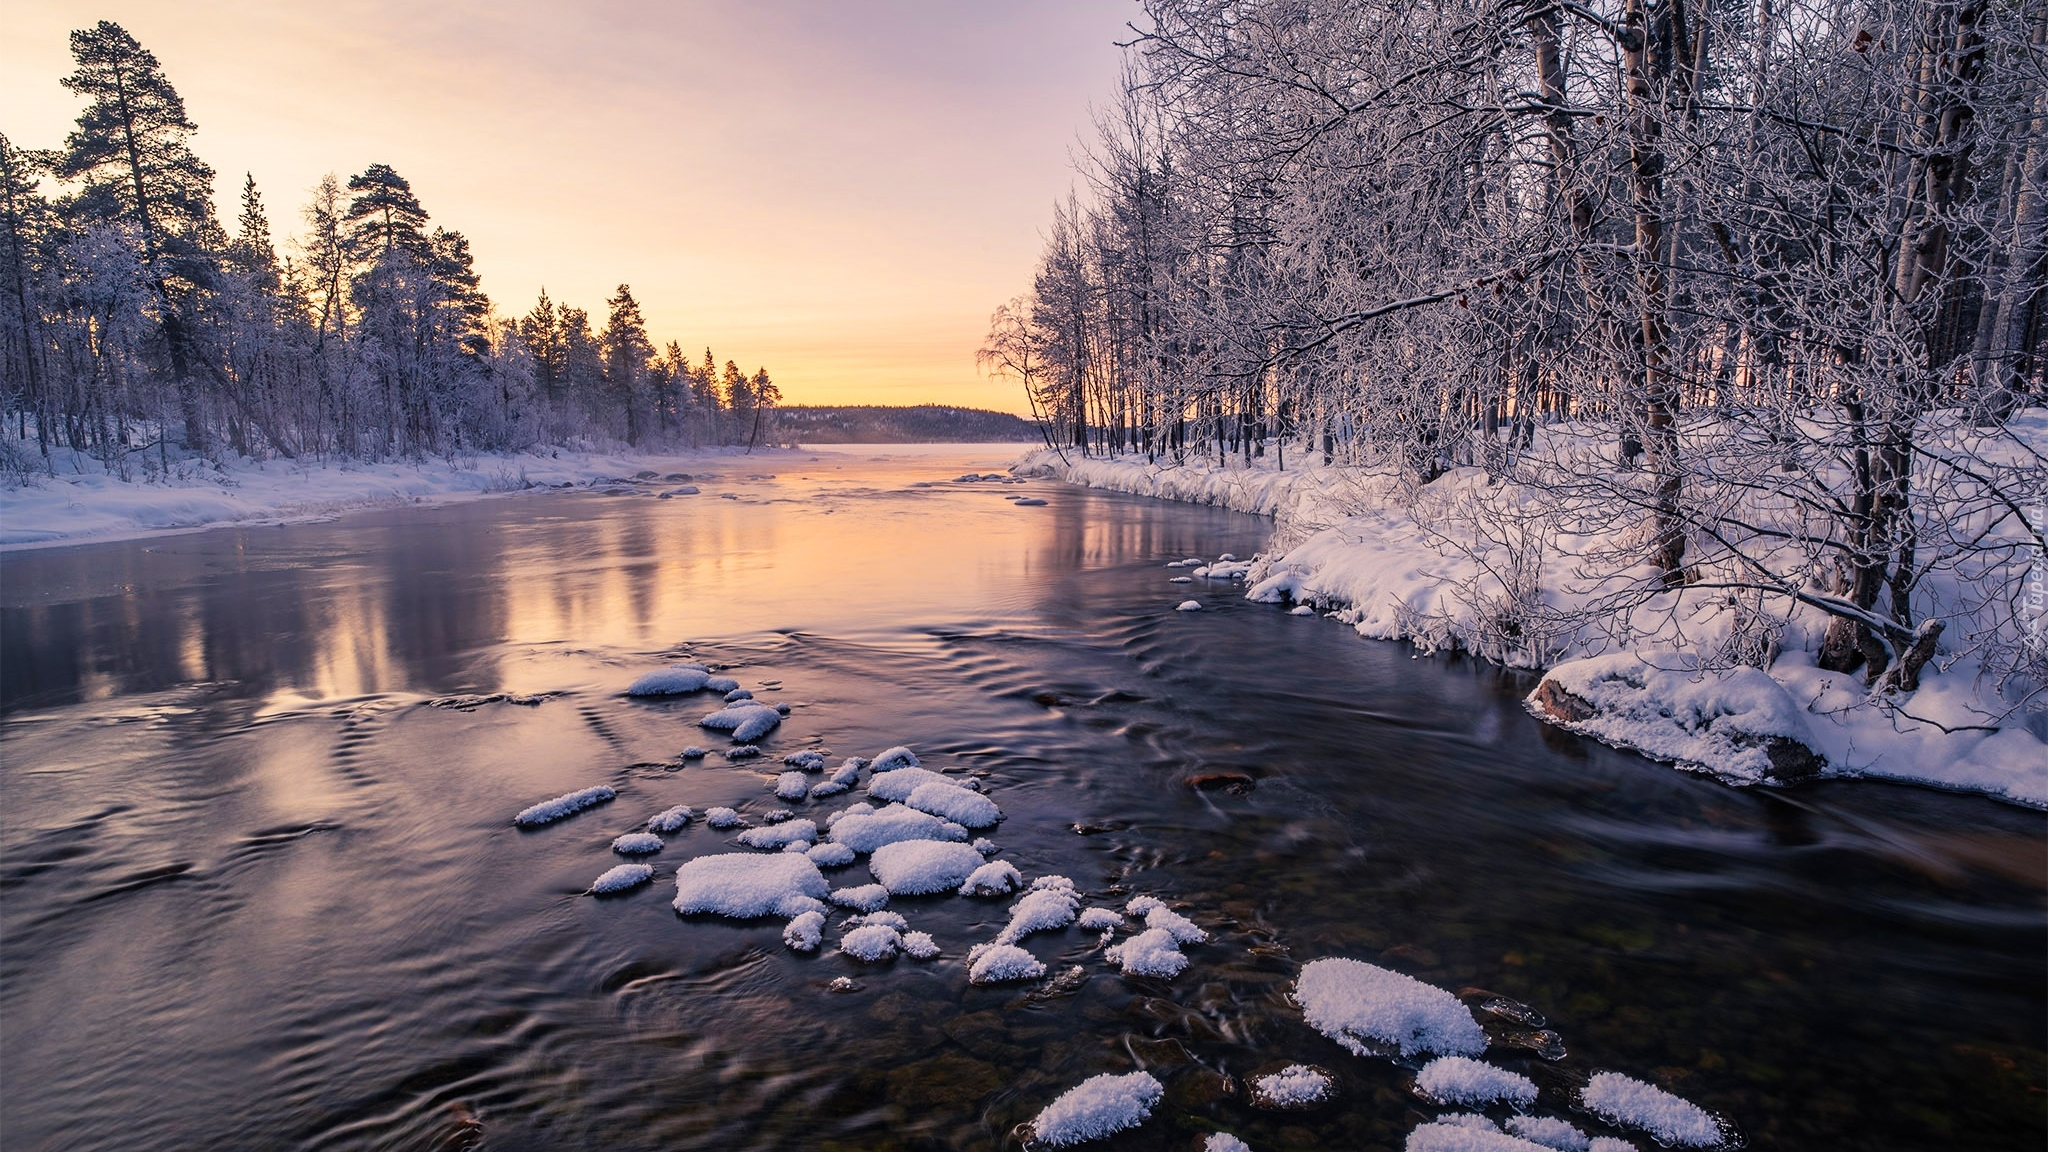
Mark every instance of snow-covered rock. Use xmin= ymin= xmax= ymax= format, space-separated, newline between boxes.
xmin=1105 ymin=928 xmax=1189 ymax=978
xmin=1249 ymin=1064 xmax=1335 ymax=1109
xmin=699 ymin=701 xmax=783 ymax=742
xmin=610 ymin=832 xmax=664 ymax=855
xmin=865 ymin=766 xmax=970 ymax=802
xmin=868 ymin=840 xmax=984 ymax=895
xmin=1415 ymin=1056 xmax=1538 ymax=1108
xmin=1076 ymin=907 xmax=1122 ymax=931
xmin=840 ymin=923 xmax=904 ymax=962
xmin=960 ymin=860 xmax=1024 ymax=896
xmin=1027 ymin=1071 xmax=1163 ymax=1147
xmin=513 ymin=785 xmax=615 ymax=827
xmin=995 ymin=885 xmax=1080 ymax=944
xmin=705 ymin=807 xmax=743 ymax=829
xmin=782 ymin=909 xmax=825 ymax=951
xmin=1295 ymin=958 xmax=1489 ymax=1058
xmin=648 ymin=805 xmax=693 ymax=834
xmin=829 ymin=883 xmax=890 ymax=912
xmin=1406 ymin=1117 xmax=1552 ymax=1152
xmin=1176 ymin=600 xmax=1202 ymax=611
xmin=806 ymin=841 xmax=857 ymax=867
xmin=967 ymin=943 xmax=1046 ymax=984
xmin=1501 ymin=1116 xmax=1593 ymax=1151
xmin=736 ymin=819 xmax=817 ymax=850
xmin=869 ymin=745 xmax=920 ymax=772
xmin=775 ymin=771 xmax=810 ymax=800
xmin=901 ymin=930 xmax=941 ymax=959
xmin=827 ymin=803 xmax=969 ymax=853
xmin=1529 ymin=654 xmax=1822 ymax=784
xmin=903 ymin=781 xmax=1001 ymax=829
xmin=627 ymin=665 xmax=710 ymax=695
xmin=672 ymin=852 xmax=829 ymax=919
xmin=591 ymin=863 xmax=654 ymax=893
xmin=1578 ymin=1073 xmax=1728 ymax=1148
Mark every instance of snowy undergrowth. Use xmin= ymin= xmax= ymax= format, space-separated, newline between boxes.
xmin=1017 ymin=432 xmax=2047 ymax=808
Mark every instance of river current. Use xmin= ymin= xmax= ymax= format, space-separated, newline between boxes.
xmin=1 ymin=445 xmax=2041 ymax=1151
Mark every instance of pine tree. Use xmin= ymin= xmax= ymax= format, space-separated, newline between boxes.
xmin=342 ymin=163 xmax=429 ymax=259
xmin=227 ymin=173 xmax=277 ymax=289
xmin=57 ymin=20 xmax=217 ymax=449
xmin=0 ymin=134 xmax=54 ymax=453
xmin=600 ymin=284 xmax=653 ymax=444
xmin=520 ymin=288 xmax=565 ymax=408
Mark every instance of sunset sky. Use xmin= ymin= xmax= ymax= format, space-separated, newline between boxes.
xmin=3 ymin=1 xmax=1136 ymax=414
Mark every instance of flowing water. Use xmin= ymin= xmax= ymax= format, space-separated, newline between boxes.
xmin=2 ymin=445 xmax=2041 ymax=1152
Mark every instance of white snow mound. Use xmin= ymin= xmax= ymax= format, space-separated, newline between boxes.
xmin=1502 ymin=1116 xmax=1593 ymax=1151
xmin=960 ymin=860 xmax=1024 ymax=896
xmin=806 ymin=841 xmax=857 ymax=867
xmin=782 ymin=910 xmax=825 ymax=952
xmin=829 ymin=883 xmax=890 ymax=912
xmin=865 ymin=766 xmax=970 ymax=802
xmin=1028 ymin=1071 xmax=1163 ymax=1147
xmin=1295 ymin=958 xmax=1488 ymax=1058
xmin=736 ymin=820 xmax=817 ymax=850
xmin=648 ymin=805 xmax=693 ymax=833
xmin=1415 ymin=1056 xmax=1538 ymax=1108
xmin=904 ymin=781 xmax=1001 ymax=829
xmin=1579 ymin=1073 xmax=1726 ymax=1148
xmin=868 ymin=839 xmax=985 ymax=895
xmin=996 ymin=885 xmax=1080 ymax=945
xmin=775 ymin=771 xmax=810 ymax=800
xmin=840 ymin=923 xmax=903 ymax=962
xmin=627 ymin=665 xmax=710 ymax=695
xmin=1406 ymin=1118 xmax=1552 ymax=1152
xmin=513 ymin=785 xmax=615 ymax=827
xmin=672 ymin=852 xmax=829 ymax=919
xmin=1533 ymin=654 xmax=1819 ymax=785
xmin=699 ymin=701 xmax=783 ymax=742
xmin=828 ymin=803 xmax=968 ymax=853
xmin=1251 ymin=1064 xmax=1334 ymax=1107
xmin=611 ymin=832 xmax=664 ymax=855
xmin=1105 ymin=927 xmax=1189 ymax=978
xmin=869 ymin=745 xmax=920 ymax=772
xmin=967 ymin=943 xmax=1047 ymax=984
xmin=592 ymin=863 xmax=654 ymax=893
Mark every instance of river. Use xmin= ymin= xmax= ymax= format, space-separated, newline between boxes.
xmin=1 ymin=444 xmax=2041 ymax=1151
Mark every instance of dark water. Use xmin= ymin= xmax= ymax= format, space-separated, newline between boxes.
xmin=2 ymin=446 xmax=2041 ymax=1152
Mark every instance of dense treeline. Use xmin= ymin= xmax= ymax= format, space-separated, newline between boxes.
xmin=987 ymin=0 xmax=2045 ymax=693
xmin=0 ymin=21 xmax=780 ymax=474
xmin=774 ymin=404 xmax=1039 ymax=443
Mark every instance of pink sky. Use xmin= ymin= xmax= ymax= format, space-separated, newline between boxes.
xmin=3 ymin=1 xmax=1136 ymax=413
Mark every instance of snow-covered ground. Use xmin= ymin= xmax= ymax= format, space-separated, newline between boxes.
xmin=1017 ymin=432 xmax=2047 ymax=808
xmin=0 ymin=444 xmax=798 ymax=550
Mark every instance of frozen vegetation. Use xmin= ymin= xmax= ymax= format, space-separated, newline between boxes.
xmin=512 ymin=785 xmax=616 ymax=828
xmin=1027 ymin=1071 xmax=1164 ymax=1147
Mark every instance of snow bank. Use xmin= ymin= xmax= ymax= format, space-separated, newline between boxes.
xmin=592 ymin=863 xmax=654 ymax=893
xmin=648 ymin=805 xmax=693 ymax=834
xmin=782 ymin=910 xmax=825 ymax=951
xmin=699 ymin=702 xmax=783 ymax=742
xmin=610 ymin=832 xmax=664 ymax=855
xmin=736 ymin=820 xmax=817 ymax=850
xmin=1105 ymin=928 xmax=1189 ymax=978
xmin=1530 ymin=655 xmax=1822 ymax=784
xmin=513 ymin=785 xmax=616 ymax=827
xmin=868 ymin=840 xmax=984 ymax=895
xmin=1294 ymin=958 xmax=1489 ymax=1058
xmin=627 ymin=665 xmax=711 ymax=695
xmin=903 ymin=781 xmax=1002 ymax=829
xmin=1027 ymin=1071 xmax=1163 ymax=1147
xmin=828 ymin=804 xmax=968 ymax=853
xmin=1579 ymin=1073 xmax=1728 ymax=1148
xmin=1415 ymin=1056 xmax=1538 ymax=1108
xmin=1249 ymin=1065 xmax=1334 ymax=1108
xmin=967 ymin=943 xmax=1047 ymax=984
xmin=672 ymin=853 xmax=829 ymax=919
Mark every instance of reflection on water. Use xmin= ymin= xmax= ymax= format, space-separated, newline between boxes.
xmin=1 ymin=445 xmax=2042 ymax=1152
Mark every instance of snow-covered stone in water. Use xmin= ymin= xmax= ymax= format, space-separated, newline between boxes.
xmin=672 ymin=852 xmax=829 ymax=919
xmin=611 ymin=832 xmax=664 ymax=855
xmin=704 ymin=676 xmax=740 ymax=692
xmin=807 ymin=841 xmax=857 ymax=867
xmin=783 ymin=840 xmax=811 ymax=853
xmin=1176 ymin=600 xmax=1202 ymax=611
xmin=972 ymin=837 xmax=998 ymax=855
xmin=1144 ymin=904 xmax=1206 ymax=944
xmin=1030 ymin=875 xmax=1077 ymax=893
xmin=782 ymin=909 xmax=825 ymax=952
xmin=1294 ymin=958 xmax=1488 ymax=1058
xmin=868 ymin=839 xmax=984 ymax=895
xmin=829 ymin=883 xmax=890 ymax=912
xmin=1578 ymin=1073 xmax=1727 ymax=1148
xmin=761 ymin=808 xmax=795 ymax=823
xmin=825 ymin=802 xmax=874 ymax=826
xmin=775 ymin=771 xmax=810 ymax=800
xmin=1586 ymin=1141 xmax=1637 ymax=1152
xmin=514 ymin=785 xmax=616 ymax=827
xmin=1218 ymin=553 xmax=1236 ymax=561
xmin=723 ymin=688 xmax=754 ymax=702
xmin=774 ymin=702 xmax=790 ymax=715
xmin=1124 ymin=895 xmax=1164 ymax=916
xmin=828 ymin=803 xmax=969 ymax=853
xmin=1289 ymin=605 xmax=1316 ymax=616
xmin=1501 ymin=1116 xmax=1592 ymax=1151
xmin=967 ymin=943 xmax=1047 ymax=985
xmin=699 ymin=701 xmax=783 ymax=742
xmin=901 ymin=930 xmax=940 ymax=959
xmin=648 ymin=805 xmax=693 ymax=833
xmin=705 ymin=807 xmax=743 ymax=829
xmin=592 ymin=863 xmax=654 ymax=893
xmin=904 ymin=781 xmax=1001 ymax=829
xmin=1180 ymin=557 xmax=1204 ymax=565
xmin=627 ymin=665 xmax=710 ymax=695
xmin=1105 ymin=927 xmax=1189 ymax=979
xmin=1250 ymin=1064 xmax=1335 ymax=1109
xmin=736 ymin=819 xmax=817 ymax=850
xmin=784 ymin=750 xmax=828 ymax=771
xmin=809 ymin=780 xmax=849 ymax=798
xmin=1076 ymin=907 xmax=1122 ymax=931
xmin=725 ymin=744 xmax=763 ymax=760
xmin=830 ymin=758 xmax=863 ymax=786
xmin=869 ymin=745 xmax=920 ymax=772
xmin=839 ymin=923 xmax=903 ymax=962
xmin=1528 ymin=654 xmax=1823 ymax=784
xmin=961 ymin=860 xmax=1023 ymax=896
xmin=1406 ymin=1118 xmax=1553 ymax=1152
xmin=850 ymin=910 xmax=909 ymax=931
xmin=1416 ymin=1057 xmax=1538 ymax=1108
xmin=866 ymin=766 xmax=973 ymax=802
xmin=1027 ymin=1071 xmax=1163 ymax=1147
xmin=996 ymin=886 xmax=1080 ymax=945
xmin=1170 ymin=576 xmax=1193 ymax=583
xmin=680 ymin=746 xmax=708 ymax=759
xmin=1205 ymin=1136 xmax=1254 ymax=1152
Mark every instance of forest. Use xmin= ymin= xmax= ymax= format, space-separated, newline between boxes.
xmin=985 ymin=0 xmax=2045 ymax=701
xmin=774 ymin=405 xmax=1039 ymax=443
xmin=0 ymin=22 xmax=783 ymax=475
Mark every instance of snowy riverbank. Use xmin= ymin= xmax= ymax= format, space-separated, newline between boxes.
xmin=0 ymin=444 xmax=818 ymax=551
xmin=1015 ymin=445 xmax=2048 ymax=808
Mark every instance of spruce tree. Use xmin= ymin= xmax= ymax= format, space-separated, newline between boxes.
xmin=228 ymin=173 xmax=277 ymax=288
xmin=342 ymin=163 xmax=429 ymax=258
xmin=0 ymin=134 xmax=53 ymax=452
xmin=601 ymin=284 xmax=654 ymax=444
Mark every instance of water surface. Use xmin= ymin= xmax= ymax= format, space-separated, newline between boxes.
xmin=2 ymin=445 xmax=2041 ymax=1151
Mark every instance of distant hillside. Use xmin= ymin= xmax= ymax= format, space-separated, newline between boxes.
xmin=774 ymin=405 xmax=1040 ymax=444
